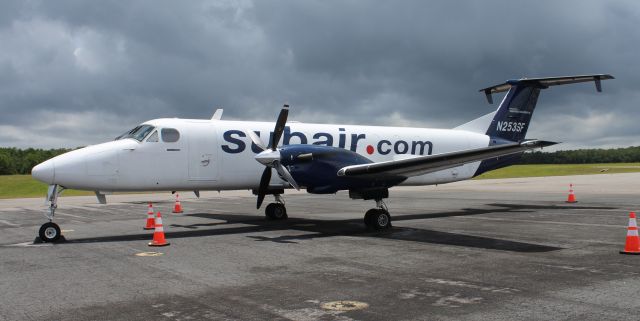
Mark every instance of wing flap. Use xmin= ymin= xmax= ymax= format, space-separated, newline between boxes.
xmin=337 ymin=140 xmax=556 ymax=178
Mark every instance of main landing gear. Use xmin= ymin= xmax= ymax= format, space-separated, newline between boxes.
xmin=38 ymin=184 xmax=65 ymax=242
xmin=265 ymin=194 xmax=288 ymax=220
xmin=349 ymin=189 xmax=393 ymax=230
xmin=363 ymin=199 xmax=392 ymax=230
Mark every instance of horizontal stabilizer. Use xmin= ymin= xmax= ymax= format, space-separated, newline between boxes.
xmin=480 ymin=74 xmax=614 ymax=104
xmin=337 ymin=140 xmax=556 ymax=178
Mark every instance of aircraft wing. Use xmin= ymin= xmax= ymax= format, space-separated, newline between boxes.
xmin=337 ymin=140 xmax=556 ymax=178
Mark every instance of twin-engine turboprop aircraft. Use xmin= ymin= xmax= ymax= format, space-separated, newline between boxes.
xmin=31 ymin=74 xmax=613 ymax=242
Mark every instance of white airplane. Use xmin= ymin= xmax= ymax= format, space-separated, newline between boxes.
xmin=31 ymin=74 xmax=613 ymax=242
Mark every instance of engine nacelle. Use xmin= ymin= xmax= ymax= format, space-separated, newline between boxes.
xmin=279 ymin=145 xmax=405 ymax=194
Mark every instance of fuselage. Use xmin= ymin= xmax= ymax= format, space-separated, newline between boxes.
xmin=27 ymin=75 xmax=614 ymax=243
xmin=32 ymin=118 xmax=491 ymax=192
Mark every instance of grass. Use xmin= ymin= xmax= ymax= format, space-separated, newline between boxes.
xmin=0 ymin=175 xmax=93 ymax=199
xmin=475 ymin=163 xmax=640 ymax=179
xmin=2 ymin=163 xmax=640 ymax=199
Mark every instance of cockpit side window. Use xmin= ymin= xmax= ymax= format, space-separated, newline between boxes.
xmin=115 ymin=125 xmax=155 ymax=142
xmin=161 ymin=128 xmax=180 ymax=143
xmin=146 ymin=131 xmax=159 ymax=142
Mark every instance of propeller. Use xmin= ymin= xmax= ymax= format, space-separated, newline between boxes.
xmin=247 ymin=104 xmax=300 ymax=209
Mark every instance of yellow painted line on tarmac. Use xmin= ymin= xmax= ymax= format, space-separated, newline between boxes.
xmin=135 ymin=252 xmax=164 ymax=257
xmin=320 ymin=300 xmax=369 ymax=311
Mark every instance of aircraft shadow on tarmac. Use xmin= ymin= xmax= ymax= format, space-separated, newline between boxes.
xmin=57 ymin=203 xmax=581 ymax=253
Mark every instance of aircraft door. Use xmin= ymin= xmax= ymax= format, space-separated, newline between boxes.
xmin=188 ymin=123 xmax=219 ymax=181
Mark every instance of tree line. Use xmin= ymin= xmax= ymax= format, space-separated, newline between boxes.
xmin=0 ymin=148 xmax=71 ymax=175
xmin=2 ymin=145 xmax=640 ymax=175
xmin=521 ymin=146 xmax=640 ymax=164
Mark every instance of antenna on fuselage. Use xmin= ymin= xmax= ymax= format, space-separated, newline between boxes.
xmin=212 ymin=108 xmax=223 ymax=120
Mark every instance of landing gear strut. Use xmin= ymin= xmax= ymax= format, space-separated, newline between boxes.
xmin=364 ymin=199 xmax=392 ymax=230
xmin=265 ymin=194 xmax=288 ymax=220
xmin=39 ymin=184 xmax=64 ymax=242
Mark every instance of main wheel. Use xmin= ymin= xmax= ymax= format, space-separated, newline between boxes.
xmin=371 ymin=210 xmax=391 ymax=230
xmin=364 ymin=209 xmax=378 ymax=228
xmin=265 ymin=203 xmax=288 ymax=220
xmin=39 ymin=222 xmax=61 ymax=242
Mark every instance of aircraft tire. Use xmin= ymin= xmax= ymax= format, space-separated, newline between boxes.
xmin=364 ymin=209 xmax=378 ymax=228
xmin=39 ymin=222 xmax=61 ymax=242
xmin=266 ymin=203 xmax=288 ymax=220
xmin=371 ymin=210 xmax=391 ymax=230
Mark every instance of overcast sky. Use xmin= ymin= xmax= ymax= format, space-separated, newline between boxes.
xmin=1 ymin=0 xmax=638 ymax=150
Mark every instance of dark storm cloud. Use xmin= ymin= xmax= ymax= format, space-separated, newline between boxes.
xmin=0 ymin=0 xmax=638 ymax=148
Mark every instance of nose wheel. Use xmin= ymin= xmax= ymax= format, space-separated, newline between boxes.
xmin=39 ymin=222 xmax=61 ymax=242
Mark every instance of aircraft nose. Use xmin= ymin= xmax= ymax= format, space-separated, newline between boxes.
xmin=32 ymin=160 xmax=55 ymax=184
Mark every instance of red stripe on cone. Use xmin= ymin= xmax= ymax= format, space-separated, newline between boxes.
xmin=149 ymin=212 xmax=170 ymax=247
xmin=144 ymin=202 xmax=155 ymax=230
xmin=620 ymin=212 xmax=640 ymax=255
xmin=566 ymin=184 xmax=577 ymax=203
xmin=172 ymin=193 xmax=183 ymax=213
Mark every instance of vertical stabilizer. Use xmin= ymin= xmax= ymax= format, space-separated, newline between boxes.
xmin=472 ymin=74 xmax=613 ymax=177
xmin=485 ymin=84 xmax=541 ymax=142
xmin=480 ymin=74 xmax=614 ymax=143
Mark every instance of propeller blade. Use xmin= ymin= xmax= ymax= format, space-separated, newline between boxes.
xmin=256 ymin=167 xmax=271 ymax=209
xmin=274 ymin=161 xmax=300 ymax=191
xmin=271 ymin=104 xmax=289 ymax=150
xmin=245 ymin=130 xmax=266 ymax=151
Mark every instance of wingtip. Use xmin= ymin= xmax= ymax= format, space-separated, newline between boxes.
xmin=521 ymin=139 xmax=559 ymax=148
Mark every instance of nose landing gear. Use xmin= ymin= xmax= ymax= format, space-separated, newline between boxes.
xmin=38 ymin=184 xmax=65 ymax=243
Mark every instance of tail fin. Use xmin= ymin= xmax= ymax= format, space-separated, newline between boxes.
xmin=481 ymin=74 xmax=614 ymax=142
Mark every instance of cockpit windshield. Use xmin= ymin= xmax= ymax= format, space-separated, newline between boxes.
xmin=115 ymin=125 xmax=155 ymax=142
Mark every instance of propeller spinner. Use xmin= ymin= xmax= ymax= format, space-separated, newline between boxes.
xmin=247 ymin=104 xmax=300 ymax=209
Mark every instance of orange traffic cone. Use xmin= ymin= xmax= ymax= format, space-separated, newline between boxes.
xmin=620 ymin=212 xmax=640 ymax=255
xmin=566 ymin=184 xmax=577 ymax=203
xmin=172 ymin=193 xmax=183 ymax=213
xmin=144 ymin=202 xmax=156 ymax=230
xmin=148 ymin=212 xmax=170 ymax=247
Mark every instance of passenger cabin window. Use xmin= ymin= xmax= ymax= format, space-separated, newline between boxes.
xmin=146 ymin=131 xmax=159 ymax=142
xmin=161 ymin=128 xmax=180 ymax=143
xmin=115 ymin=125 xmax=155 ymax=142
